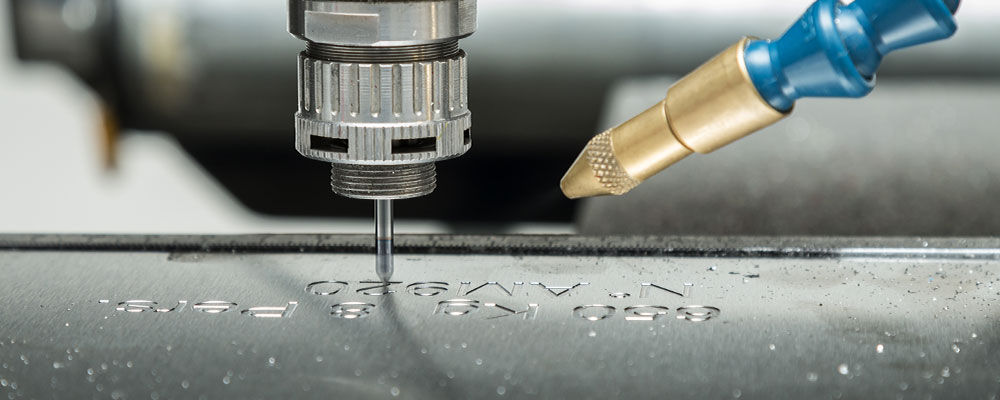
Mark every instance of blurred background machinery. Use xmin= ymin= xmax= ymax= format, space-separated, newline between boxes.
xmin=4 ymin=0 xmax=1000 ymax=234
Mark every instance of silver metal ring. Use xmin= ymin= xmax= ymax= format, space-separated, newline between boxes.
xmin=295 ymin=52 xmax=471 ymax=164
xmin=288 ymin=0 xmax=477 ymax=46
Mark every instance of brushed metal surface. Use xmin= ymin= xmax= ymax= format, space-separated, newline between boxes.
xmin=0 ymin=235 xmax=998 ymax=399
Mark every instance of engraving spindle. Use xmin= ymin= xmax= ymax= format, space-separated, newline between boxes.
xmin=376 ymin=199 xmax=394 ymax=281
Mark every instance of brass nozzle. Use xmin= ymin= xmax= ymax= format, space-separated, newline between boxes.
xmin=560 ymin=37 xmax=790 ymax=199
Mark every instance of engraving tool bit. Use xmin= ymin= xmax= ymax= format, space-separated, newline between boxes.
xmin=375 ymin=199 xmax=393 ymax=281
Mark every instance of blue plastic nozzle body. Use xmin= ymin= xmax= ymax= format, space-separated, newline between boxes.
xmin=744 ymin=0 xmax=959 ymax=112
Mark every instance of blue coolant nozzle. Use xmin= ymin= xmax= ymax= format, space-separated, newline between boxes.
xmin=744 ymin=0 xmax=959 ymax=112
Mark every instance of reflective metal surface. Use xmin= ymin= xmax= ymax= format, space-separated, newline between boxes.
xmin=0 ymin=235 xmax=997 ymax=398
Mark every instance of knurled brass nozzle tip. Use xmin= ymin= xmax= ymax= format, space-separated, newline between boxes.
xmin=560 ymin=100 xmax=695 ymax=200
xmin=560 ymin=131 xmax=640 ymax=199
xmin=559 ymin=38 xmax=791 ymax=200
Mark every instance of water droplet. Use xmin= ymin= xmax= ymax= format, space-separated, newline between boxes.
xmin=86 ymin=368 xmax=94 ymax=376
xmin=732 ymin=389 xmax=742 ymax=398
xmin=497 ymin=386 xmax=507 ymax=395
xmin=222 ymin=376 xmax=231 ymax=385
xmin=475 ymin=358 xmax=483 ymax=366
xmin=952 ymin=344 xmax=961 ymax=353
xmin=52 ymin=362 xmax=64 ymax=369
xmin=420 ymin=348 xmax=428 ymax=354
xmin=588 ymin=331 xmax=597 ymax=338
xmin=838 ymin=364 xmax=849 ymax=375
xmin=768 ymin=344 xmax=776 ymax=351
xmin=354 ymin=369 xmax=362 ymax=377
xmin=390 ymin=386 xmax=400 ymax=397
xmin=343 ymin=345 xmax=350 ymax=351
xmin=96 ymin=383 xmax=104 ymax=392
xmin=267 ymin=357 xmax=277 ymax=367
xmin=126 ymin=361 xmax=133 ymax=368
xmin=1 ymin=379 xmax=8 ymax=387
xmin=942 ymin=367 xmax=951 ymax=378
xmin=807 ymin=372 xmax=818 ymax=382
xmin=181 ymin=380 xmax=190 ymax=389
xmin=876 ymin=344 xmax=884 ymax=354
xmin=315 ymin=356 xmax=323 ymax=362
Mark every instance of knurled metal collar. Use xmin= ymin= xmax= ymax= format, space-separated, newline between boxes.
xmin=288 ymin=0 xmax=477 ymax=46
xmin=295 ymin=51 xmax=471 ymax=164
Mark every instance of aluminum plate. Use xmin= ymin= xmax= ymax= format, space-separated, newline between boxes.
xmin=0 ymin=235 xmax=997 ymax=399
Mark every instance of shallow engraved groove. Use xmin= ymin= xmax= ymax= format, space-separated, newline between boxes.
xmin=392 ymin=64 xmax=402 ymax=117
xmin=299 ymin=57 xmax=311 ymax=113
xmin=312 ymin=59 xmax=322 ymax=114
xmin=370 ymin=65 xmax=381 ymax=117
xmin=585 ymin=131 xmax=640 ymax=195
xmin=348 ymin=64 xmax=360 ymax=117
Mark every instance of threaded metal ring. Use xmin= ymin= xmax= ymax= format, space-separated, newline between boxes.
xmin=330 ymin=163 xmax=437 ymax=200
xmin=307 ymin=40 xmax=460 ymax=63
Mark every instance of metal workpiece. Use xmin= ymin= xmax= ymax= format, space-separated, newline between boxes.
xmin=290 ymin=0 xmax=476 ymax=200
xmin=561 ymin=38 xmax=786 ymax=199
xmin=0 ymin=234 xmax=999 ymax=399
